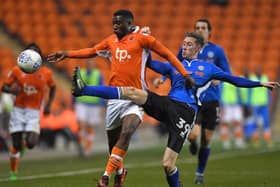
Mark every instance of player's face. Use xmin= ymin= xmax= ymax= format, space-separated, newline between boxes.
xmin=195 ymin=22 xmax=210 ymax=42
xmin=182 ymin=37 xmax=200 ymax=59
xmin=112 ymin=15 xmax=130 ymax=39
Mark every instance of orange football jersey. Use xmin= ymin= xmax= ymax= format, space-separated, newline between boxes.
xmin=68 ymin=30 xmax=188 ymax=89
xmin=4 ymin=66 xmax=55 ymax=109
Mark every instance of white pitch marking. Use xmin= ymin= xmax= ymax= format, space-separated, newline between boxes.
xmin=0 ymin=148 xmax=278 ymax=182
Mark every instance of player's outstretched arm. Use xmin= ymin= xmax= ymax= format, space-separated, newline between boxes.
xmin=213 ymin=67 xmax=280 ymax=90
xmin=261 ymin=81 xmax=280 ymax=90
xmin=47 ymin=51 xmax=67 ymax=63
xmin=47 ymin=48 xmax=98 ymax=63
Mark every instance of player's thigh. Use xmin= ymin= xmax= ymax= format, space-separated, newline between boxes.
xmin=105 ymin=99 xmax=143 ymax=131
xmin=142 ymin=91 xmax=172 ymax=122
xmin=221 ymin=105 xmax=242 ymax=123
xmin=232 ymin=105 xmax=243 ymax=122
xmin=87 ymin=106 xmax=104 ymax=126
xmin=164 ymin=102 xmax=196 ymax=153
xmin=11 ymin=132 xmax=24 ymax=150
xmin=121 ymin=114 xmax=141 ymax=134
xmin=25 ymin=131 xmax=39 ymax=148
xmin=25 ymin=108 xmax=40 ymax=134
xmin=201 ymin=101 xmax=220 ymax=130
xmin=75 ymin=103 xmax=88 ymax=122
xmin=9 ymin=107 xmax=25 ymax=134
xmin=220 ymin=105 xmax=233 ymax=123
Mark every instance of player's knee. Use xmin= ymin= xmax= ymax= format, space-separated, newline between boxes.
xmin=26 ymin=133 xmax=39 ymax=149
xmin=124 ymin=87 xmax=137 ymax=98
xmin=163 ymin=164 xmax=173 ymax=174
xmin=162 ymin=160 xmax=174 ymax=173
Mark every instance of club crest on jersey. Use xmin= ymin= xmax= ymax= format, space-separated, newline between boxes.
xmin=115 ymin=48 xmax=131 ymax=62
xmin=198 ymin=65 xmax=204 ymax=71
xmin=207 ymin=51 xmax=214 ymax=58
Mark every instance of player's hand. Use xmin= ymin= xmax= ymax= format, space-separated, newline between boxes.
xmin=140 ymin=26 xmax=151 ymax=35
xmin=185 ymin=75 xmax=195 ymax=89
xmin=261 ymin=81 xmax=280 ymax=90
xmin=153 ymin=78 xmax=164 ymax=88
xmin=46 ymin=51 xmax=67 ymax=63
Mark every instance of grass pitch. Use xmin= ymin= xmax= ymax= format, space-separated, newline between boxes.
xmin=0 ymin=143 xmax=279 ymax=187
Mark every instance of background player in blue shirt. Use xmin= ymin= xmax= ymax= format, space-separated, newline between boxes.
xmin=70 ymin=32 xmax=279 ymax=187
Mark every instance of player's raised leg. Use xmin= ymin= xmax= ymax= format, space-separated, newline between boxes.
xmin=72 ymin=66 xmax=120 ymax=99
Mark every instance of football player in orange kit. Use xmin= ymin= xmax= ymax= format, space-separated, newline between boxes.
xmin=2 ymin=43 xmax=56 ymax=181
xmin=47 ymin=9 xmax=193 ymax=187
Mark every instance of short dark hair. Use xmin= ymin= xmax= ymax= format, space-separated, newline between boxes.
xmin=113 ymin=9 xmax=134 ymax=22
xmin=195 ymin=18 xmax=212 ymax=31
xmin=185 ymin=32 xmax=204 ymax=47
xmin=25 ymin=43 xmax=42 ymax=56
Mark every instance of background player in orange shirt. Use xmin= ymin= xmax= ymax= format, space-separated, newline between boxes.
xmin=1 ymin=43 xmax=56 ymax=181
xmin=47 ymin=9 xmax=193 ymax=187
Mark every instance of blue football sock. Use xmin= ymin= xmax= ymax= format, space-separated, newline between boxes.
xmin=166 ymin=167 xmax=180 ymax=187
xmin=81 ymin=85 xmax=120 ymax=99
xmin=196 ymin=147 xmax=210 ymax=174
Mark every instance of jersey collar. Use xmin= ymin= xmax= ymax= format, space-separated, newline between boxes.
xmin=183 ymin=59 xmax=199 ymax=67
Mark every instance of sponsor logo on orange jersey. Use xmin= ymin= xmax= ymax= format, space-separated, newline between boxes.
xmin=115 ymin=48 xmax=131 ymax=62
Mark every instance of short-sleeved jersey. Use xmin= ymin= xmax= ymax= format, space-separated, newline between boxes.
xmin=4 ymin=66 xmax=55 ymax=109
xmin=68 ymin=29 xmax=187 ymax=90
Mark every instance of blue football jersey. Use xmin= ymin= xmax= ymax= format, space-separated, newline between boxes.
xmin=177 ymin=42 xmax=231 ymax=102
xmin=148 ymin=59 xmax=260 ymax=112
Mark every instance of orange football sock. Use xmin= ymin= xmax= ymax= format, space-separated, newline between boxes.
xmin=104 ymin=146 xmax=126 ymax=176
xmin=234 ymin=125 xmax=243 ymax=139
xmin=85 ymin=129 xmax=94 ymax=153
xmin=264 ymin=130 xmax=271 ymax=143
xmin=9 ymin=146 xmax=20 ymax=172
xmin=220 ymin=124 xmax=229 ymax=142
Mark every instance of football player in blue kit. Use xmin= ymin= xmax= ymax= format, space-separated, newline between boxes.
xmin=158 ymin=18 xmax=231 ymax=184
xmin=71 ymin=32 xmax=279 ymax=187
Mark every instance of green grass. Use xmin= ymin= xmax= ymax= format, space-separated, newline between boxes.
xmin=0 ymin=143 xmax=279 ymax=187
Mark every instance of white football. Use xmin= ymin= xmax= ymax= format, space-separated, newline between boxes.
xmin=17 ymin=49 xmax=42 ymax=74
